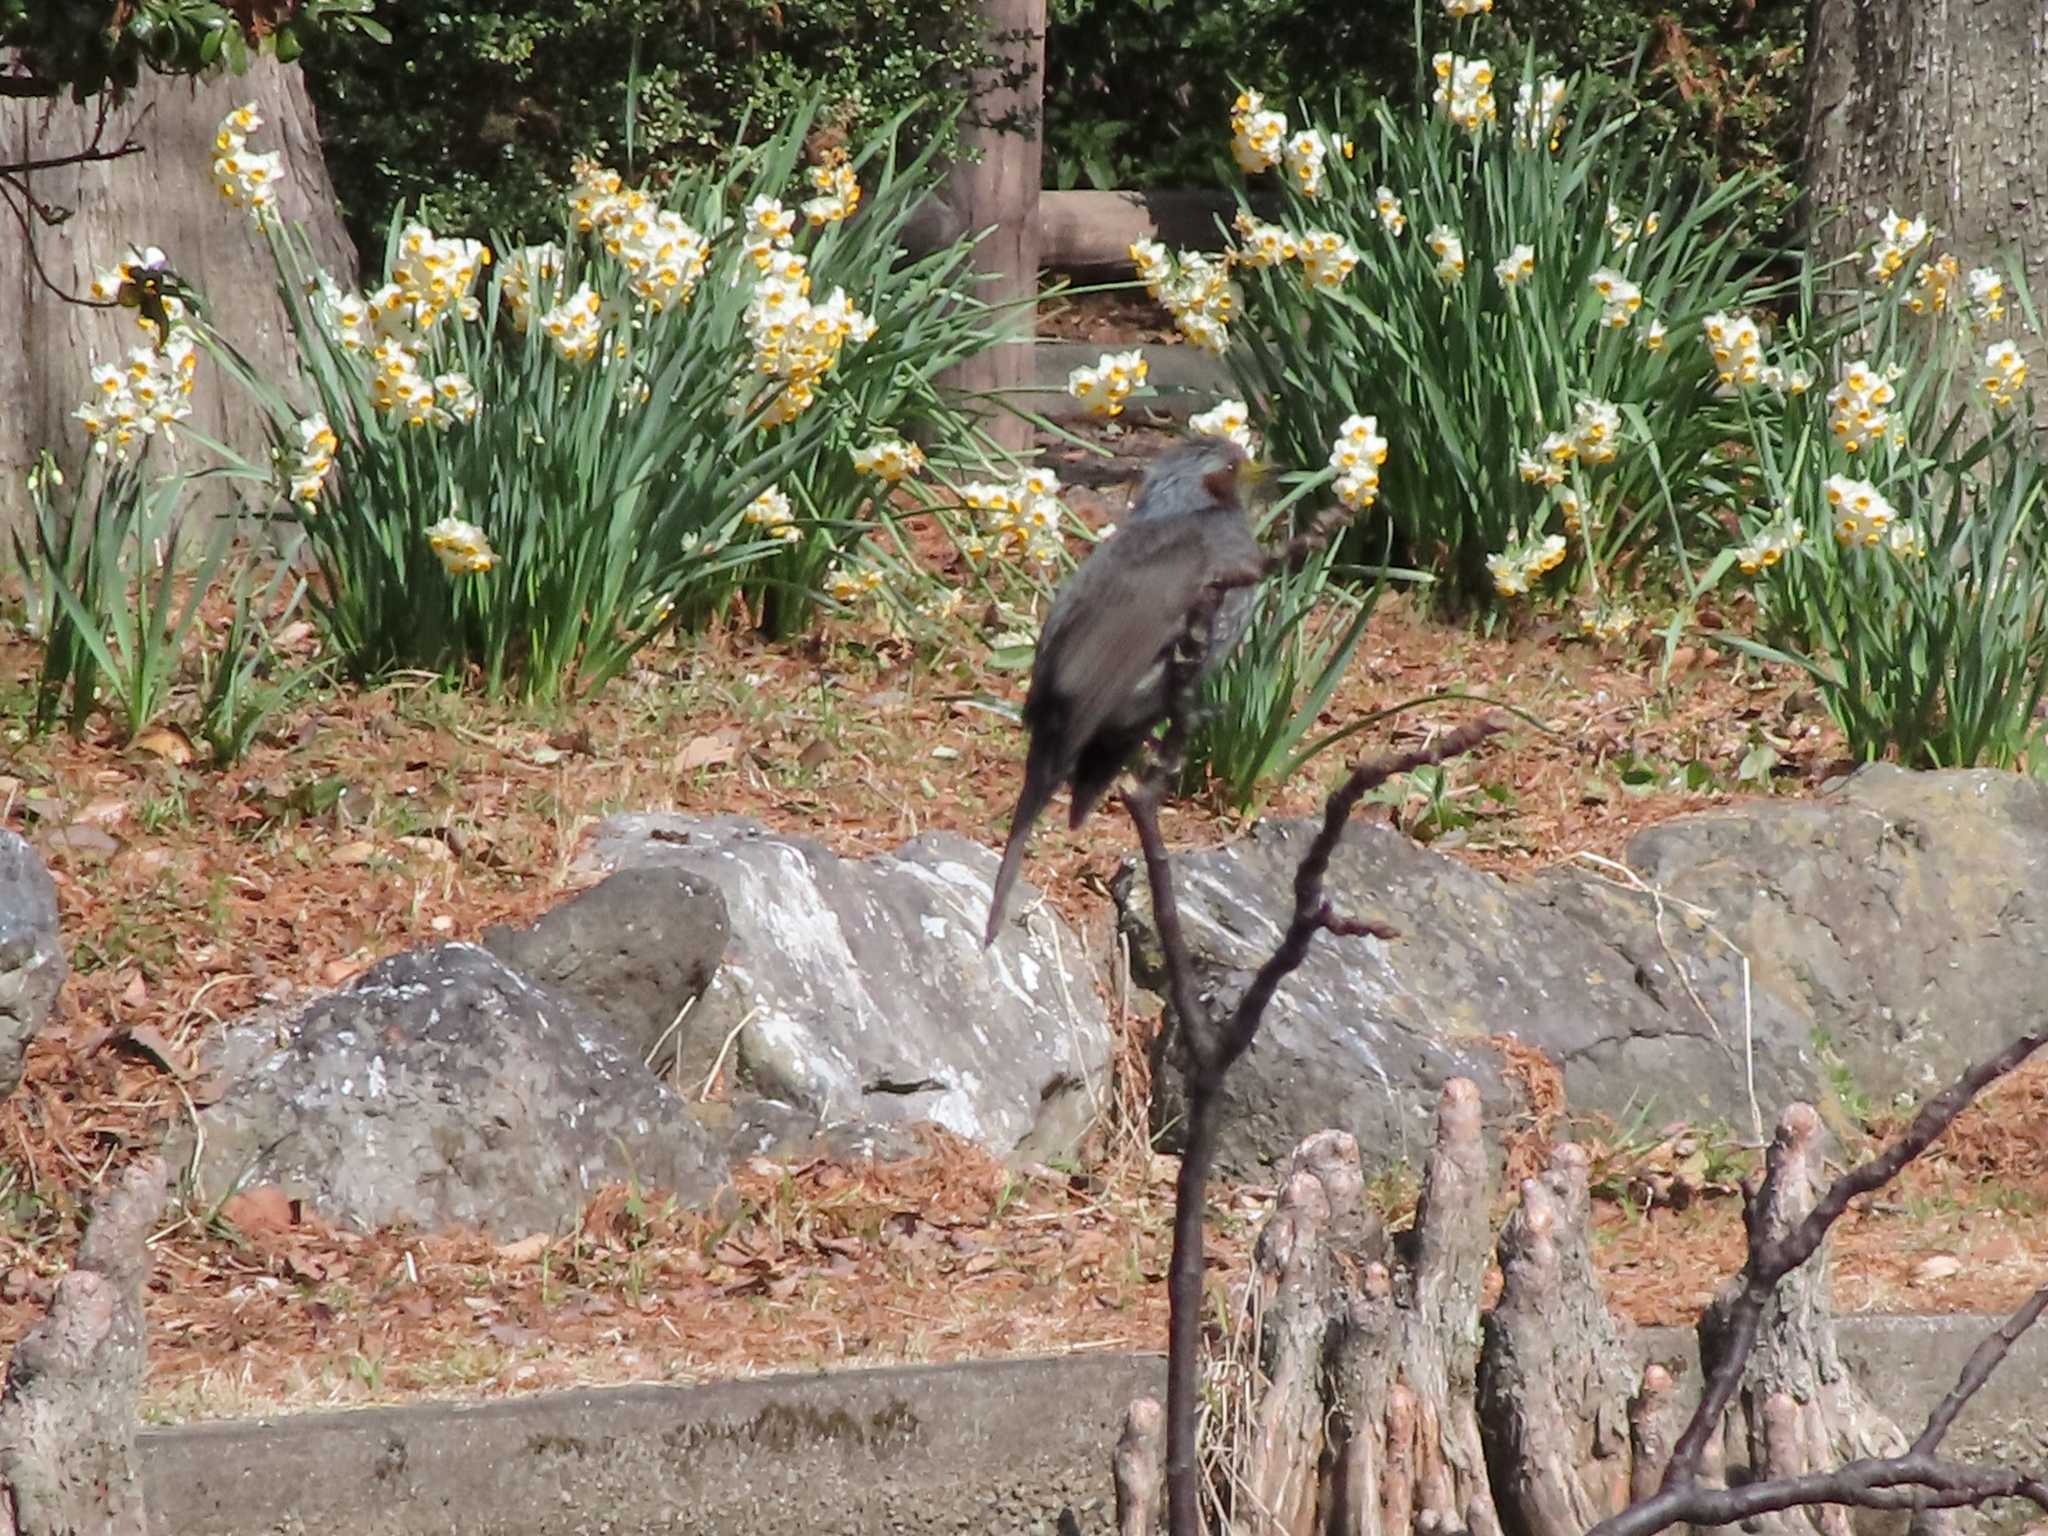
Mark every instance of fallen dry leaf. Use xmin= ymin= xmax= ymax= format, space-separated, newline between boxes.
xmin=318 ymin=956 xmax=369 ymax=988
xmin=676 ymin=731 xmax=741 ymax=772
xmin=1912 ymin=1254 xmax=1962 ymax=1285
xmin=77 ymin=794 xmax=132 ymax=828
xmin=496 ymin=1233 xmax=551 ymax=1264
xmin=132 ymin=725 xmax=196 ymax=764
xmin=43 ymin=823 xmax=121 ymax=859
xmin=222 ymin=1185 xmax=296 ymax=1236
xmin=116 ymin=1025 xmax=186 ymax=1080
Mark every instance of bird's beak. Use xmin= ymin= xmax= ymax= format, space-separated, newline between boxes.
xmin=1239 ymin=453 xmax=1274 ymax=494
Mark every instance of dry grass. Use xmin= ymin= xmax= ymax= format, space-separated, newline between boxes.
xmin=4 ymin=533 xmax=2045 ymax=1422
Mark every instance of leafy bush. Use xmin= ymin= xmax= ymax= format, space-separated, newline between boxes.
xmin=0 ymin=0 xmax=382 ymax=102
xmin=1714 ymin=238 xmax=2048 ymax=768
xmin=1045 ymin=0 xmax=1806 ymax=245
xmin=303 ymin=0 xmax=990 ymax=255
xmin=1162 ymin=43 xmax=1774 ymax=612
xmin=198 ymin=98 xmax=1017 ymax=700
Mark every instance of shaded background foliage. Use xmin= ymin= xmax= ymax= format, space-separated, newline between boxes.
xmin=295 ymin=0 xmax=1809 ymax=265
xmin=1041 ymin=0 xmax=1808 ymax=234
xmin=300 ymin=0 xmax=994 ymax=259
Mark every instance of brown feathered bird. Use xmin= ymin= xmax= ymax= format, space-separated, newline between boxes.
xmin=983 ymin=437 xmax=1262 ymax=946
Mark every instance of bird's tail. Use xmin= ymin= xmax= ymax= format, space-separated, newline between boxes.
xmin=984 ymin=760 xmax=1058 ymax=948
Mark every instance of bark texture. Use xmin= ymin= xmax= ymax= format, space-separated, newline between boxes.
xmin=0 ymin=1155 xmax=168 ymax=1536
xmin=928 ymin=0 xmax=1044 ymax=457
xmin=1695 ymin=1104 xmax=1939 ymax=1536
xmin=1804 ymin=0 xmax=2048 ymax=323
xmin=1478 ymin=1142 xmax=1637 ymax=1536
xmin=0 ymin=59 xmax=355 ymax=528
xmin=1128 ymin=1091 xmax=1940 ymax=1536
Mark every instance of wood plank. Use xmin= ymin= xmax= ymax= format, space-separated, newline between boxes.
xmin=1036 ymin=189 xmax=1251 ymax=272
xmin=1007 ymin=339 xmax=1234 ymax=422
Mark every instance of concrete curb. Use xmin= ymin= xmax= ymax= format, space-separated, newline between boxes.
xmin=144 ymin=1353 xmax=1161 ymax=1536
xmin=143 ymin=1317 xmax=2048 ymax=1535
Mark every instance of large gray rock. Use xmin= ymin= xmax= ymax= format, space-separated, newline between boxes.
xmin=190 ymin=944 xmax=727 ymax=1234
xmin=0 ymin=829 xmax=64 ymax=1098
xmin=1118 ymin=819 xmax=1813 ymax=1179
xmin=481 ymin=866 xmax=728 ymax=1068
xmin=1119 ymin=765 xmax=2048 ymax=1178
xmin=1535 ymin=764 xmax=2048 ymax=1113
xmin=576 ymin=814 xmax=1112 ymax=1161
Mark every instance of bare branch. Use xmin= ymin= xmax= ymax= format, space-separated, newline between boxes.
xmin=1122 ymin=788 xmax=1214 ymax=1074
xmin=1910 ymin=1281 xmax=2048 ymax=1457
xmin=0 ymin=136 xmax=146 ymax=178
xmin=1592 ymin=1452 xmax=2048 ymax=1536
xmin=1141 ymin=705 xmax=1506 ymax=1536
xmin=1129 ymin=491 xmax=2048 ymax=1536
xmin=0 ymin=175 xmax=126 ymax=309
xmin=1661 ymin=1027 xmax=2048 ymax=1491
xmin=1214 ymin=714 xmax=1507 ymax=1077
xmin=1258 ymin=500 xmax=1360 ymax=576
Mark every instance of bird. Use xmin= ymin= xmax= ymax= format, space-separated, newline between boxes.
xmin=983 ymin=436 xmax=1263 ymax=947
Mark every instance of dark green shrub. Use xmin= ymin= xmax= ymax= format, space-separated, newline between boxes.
xmin=304 ymin=1 xmax=990 ymax=260
xmin=1044 ymin=0 xmax=1806 ymax=242
xmin=1 ymin=0 xmax=382 ymax=102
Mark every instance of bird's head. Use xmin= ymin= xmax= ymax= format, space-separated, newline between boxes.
xmin=1130 ymin=436 xmax=1256 ymax=523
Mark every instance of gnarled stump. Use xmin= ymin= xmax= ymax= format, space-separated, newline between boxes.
xmin=0 ymin=1156 xmax=168 ymax=1536
xmin=1136 ymin=1080 xmax=1498 ymax=1536
xmin=1240 ymin=1128 xmax=1388 ymax=1535
xmin=1120 ymin=1089 xmax=1948 ymax=1536
xmin=1478 ymin=1142 xmax=1637 ymax=1536
xmin=1698 ymin=1104 xmax=1935 ymax=1536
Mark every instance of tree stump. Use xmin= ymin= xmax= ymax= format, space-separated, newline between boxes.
xmin=1478 ymin=1141 xmax=1638 ymax=1536
xmin=0 ymin=1155 xmax=168 ymax=1536
xmin=1116 ymin=1089 xmax=1946 ymax=1536
xmin=1117 ymin=1081 xmax=1500 ymax=1536
xmin=1697 ymin=1104 xmax=1937 ymax=1536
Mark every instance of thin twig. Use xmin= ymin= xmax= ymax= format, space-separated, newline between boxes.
xmin=697 ymin=1005 xmax=759 ymax=1101
xmin=1142 ymin=710 xmax=1505 ymax=1536
xmin=1910 ymin=1280 xmax=2048 ymax=1456
xmin=1658 ymin=1027 xmax=2048 ymax=1492
xmin=1593 ymin=1452 xmax=2048 ymax=1536
xmin=0 ymin=135 xmax=147 ymax=178
xmin=642 ymin=993 xmax=697 ymax=1070
xmin=0 ymin=172 xmax=124 ymax=309
xmin=1215 ymin=715 xmax=1505 ymax=1076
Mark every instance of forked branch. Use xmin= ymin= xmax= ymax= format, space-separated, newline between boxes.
xmin=1585 ymin=1027 xmax=2048 ymax=1536
xmin=1122 ymin=525 xmax=1506 ymax=1536
xmin=1653 ymin=1029 xmax=2048 ymax=1498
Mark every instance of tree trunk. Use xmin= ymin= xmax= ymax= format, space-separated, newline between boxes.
xmin=929 ymin=0 xmax=1045 ymax=459
xmin=0 ymin=59 xmax=356 ymax=530
xmin=0 ymin=1156 xmax=168 ymax=1536
xmin=1804 ymin=0 xmax=2048 ymax=324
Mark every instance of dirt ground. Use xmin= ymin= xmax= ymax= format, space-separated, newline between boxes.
xmin=3 ymin=406 xmax=2046 ymax=1422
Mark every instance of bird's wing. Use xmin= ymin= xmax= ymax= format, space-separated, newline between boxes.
xmin=1032 ymin=515 xmax=1236 ymax=753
